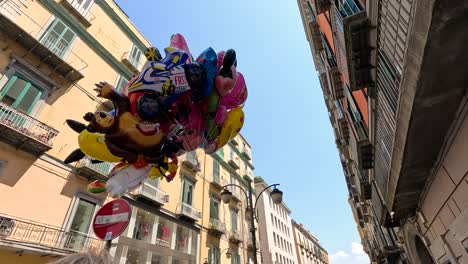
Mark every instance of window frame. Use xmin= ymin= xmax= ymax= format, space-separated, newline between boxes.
xmin=181 ymin=177 xmax=195 ymax=206
xmin=0 ymin=73 xmax=43 ymax=114
xmin=39 ymin=18 xmax=77 ymax=59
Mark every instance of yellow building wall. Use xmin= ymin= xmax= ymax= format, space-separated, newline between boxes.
xmin=0 ymin=250 xmax=56 ymax=264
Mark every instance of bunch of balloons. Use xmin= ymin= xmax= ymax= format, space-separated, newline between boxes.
xmin=64 ymin=34 xmax=247 ymax=197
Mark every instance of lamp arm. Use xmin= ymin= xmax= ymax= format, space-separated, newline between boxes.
xmin=222 ymin=183 xmax=249 ymax=200
xmin=253 ymin=184 xmax=280 ymax=210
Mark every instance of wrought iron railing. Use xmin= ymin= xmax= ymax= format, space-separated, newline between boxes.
xmin=177 ymin=202 xmax=201 ymax=220
xmin=0 ymin=214 xmax=104 ymax=254
xmin=208 ymin=218 xmax=225 ymax=232
xmin=0 ymin=102 xmax=59 ymax=146
xmin=132 ymin=183 xmax=169 ymax=204
xmin=0 ymin=0 xmax=88 ymax=72
xmin=77 ymin=157 xmax=114 ymax=176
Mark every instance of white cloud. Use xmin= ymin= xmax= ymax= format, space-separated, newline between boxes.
xmin=330 ymin=242 xmax=370 ymax=264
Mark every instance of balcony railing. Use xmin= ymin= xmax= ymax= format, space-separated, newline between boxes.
xmin=0 ymin=1 xmax=88 ymax=81
xmin=61 ymin=0 xmax=96 ymax=28
xmin=210 ymin=175 xmax=223 ymax=189
xmin=208 ymin=218 xmax=225 ymax=235
xmin=182 ymin=152 xmax=201 ymax=172
xmin=241 ymin=150 xmax=251 ymax=160
xmin=132 ymin=183 xmax=169 ymax=205
xmin=0 ymin=214 xmax=104 ymax=255
xmin=0 ymin=102 xmax=59 ymax=154
xmin=229 ymin=230 xmax=242 ymax=243
xmin=176 ymin=202 xmax=201 ymax=221
xmin=228 ymin=157 xmax=240 ymax=170
xmin=121 ymin=51 xmax=144 ymax=75
xmin=76 ymin=157 xmax=113 ymax=181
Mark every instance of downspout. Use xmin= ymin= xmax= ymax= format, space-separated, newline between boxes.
xmin=199 ymin=152 xmax=207 ymax=264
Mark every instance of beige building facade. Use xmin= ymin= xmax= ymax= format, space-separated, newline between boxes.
xmin=291 ymin=220 xmax=328 ymax=264
xmin=0 ymin=0 xmax=257 ymax=263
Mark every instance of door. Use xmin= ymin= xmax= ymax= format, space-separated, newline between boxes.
xmin=40 ymin=18 xmax=77 ymax=58
xmin=65 ymin=198 xmax=96 ymax=250
xmin=181 ymin=179 xmax=193 ymax=206
xmin=0 ymin=75 xmax=43 ymax=128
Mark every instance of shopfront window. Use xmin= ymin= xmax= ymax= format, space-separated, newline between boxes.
xmin=133 ymin=210 xmax=155 ymax=242
xmin=156 ymin=218 xmax=173 ymax=247
xmin=175 ymin=225 xmax=195 ymax=254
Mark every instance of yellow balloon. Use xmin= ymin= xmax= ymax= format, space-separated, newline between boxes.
xmin=217 ymin=107 xmax=244 ymax=148
xmin=148 ymin=166 xmax=164 ymax=179
xmin=78 ymin=130 xmax=122 ymax=163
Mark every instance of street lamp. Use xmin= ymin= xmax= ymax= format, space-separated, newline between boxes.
xmin=221 ymin=180 xmax=282 ymax=264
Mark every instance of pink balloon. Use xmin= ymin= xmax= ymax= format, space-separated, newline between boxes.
xmin=215 ymin=66 xmax=237 ymax=97
xmin=215 ymin=105 xmax=228 ymax=125
xmin=180 ymin=131 xmax=205 ymax=151
xmin=217 ymin=51 xmax=225 ymax=70
xmin=169 ymin=33 xmax=192 ymax=63
xmin=219 ymin=72 xmax=248 ymax=109
xmin=204 ymin=139 xmax=219 ymax=154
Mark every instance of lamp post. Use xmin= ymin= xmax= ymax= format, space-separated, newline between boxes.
xmin=221 ymin=179 xmax=283 ymax=264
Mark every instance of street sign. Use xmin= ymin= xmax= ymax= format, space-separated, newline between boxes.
xmin=92 ymin=199 xmax=131 ymax=241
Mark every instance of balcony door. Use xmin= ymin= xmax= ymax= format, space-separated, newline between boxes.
xmin=40 ymin=18 xmax=76 ymax=58
xmin=210 ymin=198 xmax=220 ymax=220
xmin=181 ymin=179 xmax=193 ymax=206
xmin=0 ymin=74 xmax=42 ymax=114
xmin=65 ymin=198 xmax=97 ymax=250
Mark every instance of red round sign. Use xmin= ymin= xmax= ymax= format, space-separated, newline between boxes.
xmin=92 ymin=199 xmax=131 ymax=240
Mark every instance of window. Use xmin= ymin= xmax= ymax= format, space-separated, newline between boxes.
xmin=273 ymin=232 xmax=277 ymax=246
xmin=231 ymin=209 xmax=238 ymax=231
xmin=210 ymin=198 xmax=219 ymax=220
xmin=0 ymin=74 xmax=42 ymax=114
xmin=208 ymin=246 xmax=220 ymax=264
xmin=230 ymin=174 xmax=236 ymax=194
xmin=181 ymin=179 xmax=194 ymax=205
xmin=66 ymin=197 xmax=96 ymax=250
xmin=231 ymin=252 xmax=241 ymax=264
xmin=115 ymin=75 xmax=129 ymax=92
xmin=271 ymin=214 xmax=274 ymax=225
xmin=213 ymin=159 xmax=220 ymax=183
xmin=276 ymin=253 xmax=279 ymax=262
xmin=128 ymin=44 xmax=143 ymax=69
xmin=133 ymin=208 xmax=155 ymax=242
xmin=40 ymin=18 xmax=76 ymax=58
xmin=244 ymin=162 xmax=248 ymax=176
xmin=216 ymin=147 xmax=224 ymax=159
xmin=68 ymin=0 xmax=94 ymax=16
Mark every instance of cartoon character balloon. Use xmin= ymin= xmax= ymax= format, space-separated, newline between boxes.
xmin=64 ymin=33 xmax=248 ymax=197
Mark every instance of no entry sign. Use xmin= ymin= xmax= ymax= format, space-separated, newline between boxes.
xmin=92 ymin=199 xmax=131 ymax=241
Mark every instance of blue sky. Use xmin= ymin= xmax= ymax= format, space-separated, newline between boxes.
xmin=115 ymin=0 xmax=366 ymax=262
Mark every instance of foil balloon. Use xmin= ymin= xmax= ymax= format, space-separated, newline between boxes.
xmin=64 ymin=33 xmax=249 ymax=199
xmin=170 ymin=33 xmax=193 ymax=63
xmin=217 ymin=107 xmax=245 ymax=148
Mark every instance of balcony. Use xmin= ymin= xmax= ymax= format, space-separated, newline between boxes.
xmin=357 ymin=139 xmax=373 ymax=170
xmin=0 ymin=5 xmax=87 ymax=82
xmin=60 ymin=0 xmax=96 ymax=28
xmin=241 ymin=150 xmax=251 ymax=160
xmin=210 ymin=175 xmax=223 ymax=190
xmin=360 ymin=181 xmax=372 ymax=200
xmin=131 ymin=183 xmax=169 ymax=206
xmin=75 ymin=157 xmax=113 ymax=181
xmin=176 ymin=202 xmax=201 ymax=221
xmin=230 ymin=190 xmax=242 ymax=203
xmin=230 ymin=138 xmax=239 ymax=146
xmin=182 ymin=152 xmax=201 ymax=173
xmin=0 ymin=214 xmax=103 ymax=255
xmin=309 ymin=19 xmax=324 ymax=55
xmin=229 ymin=230 xmax=242 ymax=244
xmin=331 ymin=69 xmax=344 ymax=100
xmin=314 ymin=0 xmax=331 ymax=14
xmin=339 ymin=7 xmax=375 ymax=91
xmin=338 ymin=118 xmax=350 ymax=140
xmin=0 ymin=102 xmax=59 ymax=155
xmin=208 ymin=218 xmax=225 ymax=236
xmin=246 ymin=235 xmax=259 ymax=251
xmin=121 ymin=51 xmax=143 ymax=75
xmin=228 ymin=158 xmax=240 ymax=170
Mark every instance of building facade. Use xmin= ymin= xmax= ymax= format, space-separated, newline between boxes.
xmin=0 ymin=0 xmax=257 ymax=263
xmin=255 ymin=177 xmax=298 ymax=264
xmin=291 ymin=220 xmax=328 ymax=264
xmin=297 ymin=0 xmax=468 ymax=263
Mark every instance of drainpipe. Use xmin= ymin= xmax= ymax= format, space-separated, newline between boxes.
xmin=199 ymin=152 xmax=207 ymax=264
